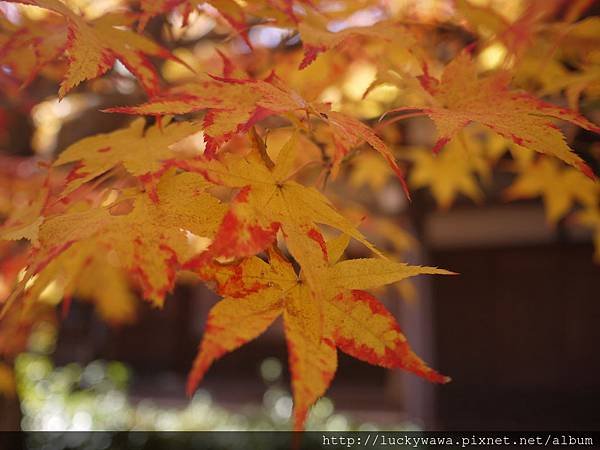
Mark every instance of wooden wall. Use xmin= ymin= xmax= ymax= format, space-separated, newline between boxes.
xmin=431 ymin=242 xmax=600 ymax=430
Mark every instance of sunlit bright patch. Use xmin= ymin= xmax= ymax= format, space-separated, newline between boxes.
xmin=478 ymin=42 xmax=508 ymax=70
xmin=39 ymin=280 xmax=63 ymax=304
xmin=249 ymin=26 xmax=290 ymax=48
xmin=66 ymin=0 xmax=126 ymax=19
xmin=31 ymin=95 xmax=98 ymax=155
xmin=343 ymin=63 xmax=376 ymax=101
xmin=185 ymin=232 xmax=212 ymax=255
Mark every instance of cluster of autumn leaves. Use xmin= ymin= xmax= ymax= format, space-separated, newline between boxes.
xmin=0 ymin=0 xmax=599 ymax=429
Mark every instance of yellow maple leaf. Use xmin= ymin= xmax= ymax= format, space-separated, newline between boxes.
xmin=139 ymin=0 xmax=249 ymax=45
xmin=24 ymin=239 xmax=136 ymax=325
xmin=298 ymin=18 xmax=419 ymax=70
xmin=0 ymin=162 xmax=50 ymax=245
xmin=456 ymin=0 xmax=558 ymax=59
xmin=108 ymin=73 xmax=408 ymax=191
xmin=28 ymin=171 xmax=225 ymax=305
xmin=54 ymin=118 xmax=202 ymax=195
xmin=455 ymin=0 xmax=511 ymax=40
xmin=506 ymin=157 xmax=599 ymax=223
xmin=189 ymin=235 xmax=452 ymax=430
xmin=340 ymin=204 xmax=420 ymax=302
xmin=384 ymin=52 xmax=600 ymax=176
xmin=75 ymin=252 xmax=137 ymax=324
xmin=7 ymin=0 xmax=188 ymax=97
xmin=409 ymin=138 xmax=484 ymax=210
xmin=107 ymin=73 xmax=311 ymax=156
xmin=0 ymin=12 xmax=66 ymax=88
xmin=0 ymin=189 xmax=47 ymax=245
xmin=181 ymin=133 xmax=385 ymax=292
xmin=349 ymin=152 xmax=393 ymax=191
xmin=324 ymin=110 xmax=408 ymax=191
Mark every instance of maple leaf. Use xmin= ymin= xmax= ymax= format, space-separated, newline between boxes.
xmin=0 ymin=161 xmax=49 ymax=260
xmin=107 ymin=72 xmax=311 ymax=157
xmin=23 ymin=239 xmax=137 ymax=325
xmin=323 ymin=109 xmax=409 ymax=194
xmin=337 ymin=203 xmax=417 ymax=258
xmin=457 ymin=1 xmax=600 ymax=110
xmin=455 ymin=0 xmax=511 ymax=39
xmin=408 ymin=139 xmax=484 ymax=210
xmin=349 ymin=152 xmax=393 ymax=191
xmin=505 ymin=157 xmax=598 ymax=223
xmin=455 ymin=0 xmax=555 ymax=58
xmin=54 ymin=118 xmax=202 ymax=195
xmin=0 ymin=12 xmax=66 ymax=88
xmin=0 ymin=157 xmax=48 ymax=216
xmin=0 ymin=184 xmax=47 ymax=245
xmin=25 ymin=171 xmax=225 ymax=305
xmin=298 ymin=19 xmax=418 ymax=70
xmin=457 ymin=0 xmax=589 ymax=61
xmin=188 ymin=236 xmax=451 ymax=429
xmin=180 ymin=133 xmax=385 ymax=290
xmin=72 ymin=249 xmax=137 ymax=324
xmin=553 ymin=16 xmax=600 ymax=62
xmin=137 ymin=0 xmax=315 ymax=33
xmin=6 ymin=0 xmax=187 ymax=97
xmin=139 ymin=0 xmax=250 ymax=46
xmin=330 ymin=198 xmax=420 ymax=302
xmin=138 ymin=0 xmax=194 ymax=30
xmin=384 ymin=52 xmax=600 ymax=177
xmin=108 ymin=73 xmax=408 ymax=193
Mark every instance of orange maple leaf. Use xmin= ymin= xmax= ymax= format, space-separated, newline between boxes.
xmin=188 ymin=236 xmax=451 ymax=429
xmin=107 ymin=72 xmax=311 ymax=157
xmin=23 ymin=172 xmax=225 ymax=305
xmin=298 ymin=19 xmax=418 ymax=70
xmin=384 ymin=52 xmax=600 ymax=178
xmin=140 ymin=0 xmax=314 ymax=30
xmin=108 ymin=73 xmax=408 ymax=192
xmin=139 ymin=0 xmax=250 ymax=46
xmin=23 ymin=239 xmax=137 ymax=325
xmin=505 ymin=157 xmax=598 ymax=223
xmin=456 ymin=0 xmax=558 ymax=58
xmin=53 ymin=118 xmax=202 ymax=196
xmin=0 ymin=12 xmax=66 ymax=88
xmin=179 ymin=133 xmax=385 ymax=292
xmin=7 ymin=0 xmax=187 ymax=97
xmin=323 ymin=109 xmax=409 ymax=193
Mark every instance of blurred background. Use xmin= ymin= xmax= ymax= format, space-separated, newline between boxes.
xmin=0 ymin=0 xmax=599 ymax=435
